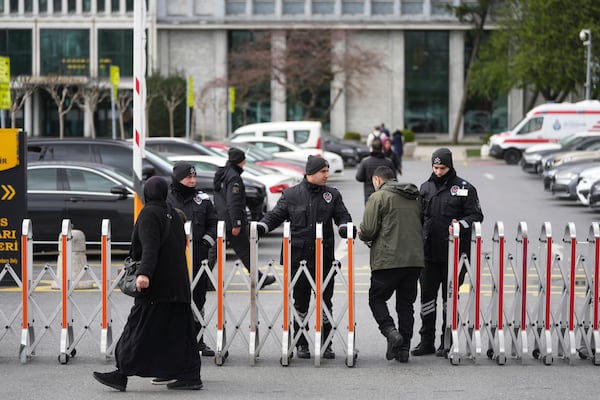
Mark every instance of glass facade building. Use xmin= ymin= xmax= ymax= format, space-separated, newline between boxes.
xmin=0 ymin=0 xmax=518 ymax=139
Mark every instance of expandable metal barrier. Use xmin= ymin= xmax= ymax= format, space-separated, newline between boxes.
xmin=446 ymin=221 xmax=600 ymax=366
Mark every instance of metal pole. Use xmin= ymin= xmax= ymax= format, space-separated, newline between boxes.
xmin=110 ymin=86 xmax=117 ymax=140
xmin=586 ymin=31 xmax=592 ymax=100
xmin=185 ymin=78 xmax=190 ymax=139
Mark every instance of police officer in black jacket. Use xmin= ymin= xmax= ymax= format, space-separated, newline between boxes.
xmin=212 ymin=148 xmax=275 ymax=287
xmin=167 ymin=162 xmax=218 ymax=357
xmin=257 ymin=155 xmax=355 ymax=360
xmin=411 ymin=148 xmax=483 ymax=358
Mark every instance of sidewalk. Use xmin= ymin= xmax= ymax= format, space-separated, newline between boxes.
xmin=410 ymin=144 xmax=482 ymax=161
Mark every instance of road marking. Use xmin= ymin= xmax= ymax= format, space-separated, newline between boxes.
xmin=483 ymin=173 xmax=495 ymax=180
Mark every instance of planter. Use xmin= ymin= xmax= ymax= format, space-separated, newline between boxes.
xmin=403 ymin=141 xmax=417 ymax=158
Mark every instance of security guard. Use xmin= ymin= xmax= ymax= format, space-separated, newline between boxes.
xmin=257 ymin=155 xmax=355 ymax=359
xmin=167 ymin=162 xmax=217 ymax=357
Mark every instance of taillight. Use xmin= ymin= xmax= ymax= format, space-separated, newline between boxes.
xmin=269 ymin=183 xmax=289 ymax=193
xmin=316 ymin=137 xmax=321 ymax=149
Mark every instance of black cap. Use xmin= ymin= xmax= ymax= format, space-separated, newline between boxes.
xmin=305 ymin=155 xmax=329 ymax=175
xmin=431 ymin=147 xmax=453 ymax=169
xmin=228 ymin=147 xmax=246 ymax=165
xmin=172 ymin=162 xmax=196 ymax=182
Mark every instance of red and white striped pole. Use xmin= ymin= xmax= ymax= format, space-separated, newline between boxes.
xmin=132 ymin=0 xmax=146 ymax=220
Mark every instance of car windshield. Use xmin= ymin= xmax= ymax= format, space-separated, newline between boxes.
xmin=558 ymin=134 xmax=579 ymax=146
xmin=227 ymin=142 xmax=276 ymax=162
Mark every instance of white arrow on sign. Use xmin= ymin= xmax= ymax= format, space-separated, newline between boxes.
xmin=1 ymin=184 xmax=16 ymax=200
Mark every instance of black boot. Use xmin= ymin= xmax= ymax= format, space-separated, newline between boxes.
xmin=383 ymin=326 xmax=404 ymax=360
xmin=198 ymin=337 xmax=215 ymax=357
xmin=410 ymin=339 xmax=435 ymax=356
xmin=93 ymin=370 xmax=127 ymax=392
xmin=258 ymin=271 xmax=276 ymax=288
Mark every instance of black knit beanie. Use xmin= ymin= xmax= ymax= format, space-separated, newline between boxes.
xmin=172 ymin=162 xmax=196 ymax=182
xmin=431 ymin=147 xmax=453 ymax=169
xmin=305 ymin=155 xmax=329 ymax=175
xmin=228 ymin=147 xmax=246 ymax=164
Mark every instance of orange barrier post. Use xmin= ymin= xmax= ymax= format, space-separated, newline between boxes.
xmin=345 ymin=222 xmax=357 ymax=367
xmin=100 ymin=220 xmax=112 ymax=358
xmin=592 ymin=223 xmax=600 ymax=365
xmin=58 ymin=220 xmax=75 ymax=364
xmin=249 ymin=222 xmax=259 ymax=365
xmin=314 ymin=223 xmax=323 ymax=367
xmin=19 ymin=219 xmax=34 ymax=364
xmin=215 ymin=221 xmax=227 ymax=365
xmin=281 ymin=222 xmax=292 ymax=366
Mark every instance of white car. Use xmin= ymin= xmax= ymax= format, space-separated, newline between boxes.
xmin=230 ymin=136 xmax=345 ymax=177
xmin=575 ymin=165 xmax=600 ymax=205
xmin=168 ymin=155 xmax=297 ymax=212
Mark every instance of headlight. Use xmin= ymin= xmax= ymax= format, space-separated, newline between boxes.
xmin=524 ymin=154 xmax=542 ymax=162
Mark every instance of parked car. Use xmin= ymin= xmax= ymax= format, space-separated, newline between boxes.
xmin=542 ymin=147 xmax=600 ymax=172
xmin=588 ymin=180 xmax=600 ymax=209
xmin=27 ymin=161 xmax=136 ymax=247
xmin=145 ymin=137 xmax=224 ymax=157
xmin=322 ymin=135 xmax=360 ymax=166
xmin=543 ymin=161 xmax=600 ymax=198
xmin=575 ymin=166 xmax=600 ymax=205
xmin=230 ymin=136 xmax=345 ymax=177
xmin=203 ymin=140 xmax=305 ymax=177
xmin=167 ymin=155 xmax=296 ymax=212
xmin=520 ymin=132 xmax=600 ymax=174
xmin=27 ymin=137 xmax=267 ymax=220
xmin=232 ymin=120 xmax=323 ymax=149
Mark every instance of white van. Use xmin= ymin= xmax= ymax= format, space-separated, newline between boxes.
xmin=488 ymin=100 xmax=600 ymax=164
xmin=232 ymin=121 xmax=323 ymax=149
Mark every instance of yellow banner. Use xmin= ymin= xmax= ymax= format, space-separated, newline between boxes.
xmin=229 ymin=86 xmax=235 ymax=114
xmin=0 ymin=57 xmax=11 ymax=110
xmin=0 ymin=128 xmax=20 ymax=171
xmin=187 ymin=76 xmax=194 ymax=108
xmin=110 ymin=65 xmax=120 ymax=100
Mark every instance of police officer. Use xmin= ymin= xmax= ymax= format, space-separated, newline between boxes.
xmin=167 ymin=162 xmax=218 ymax=357
xmin=212 ymin=148 xmax=275 ymax=287
xmin=257 ymin=155 xmax=354 ymax=359
xmin=411 ymin=148 xmax=483 ymax=357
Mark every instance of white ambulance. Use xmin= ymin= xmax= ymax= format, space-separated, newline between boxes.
xmin=488 ymin=100 xmax=600 ymax=164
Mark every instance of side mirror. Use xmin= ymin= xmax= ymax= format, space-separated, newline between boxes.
xmin=142 ymin=165 xmax=156 ymax=180
xmin=110 ymin=185 xmax=129 ymax=199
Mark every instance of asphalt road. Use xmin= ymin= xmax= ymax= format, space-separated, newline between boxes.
xmin=1 ymin=157 xmax=599 ymax=399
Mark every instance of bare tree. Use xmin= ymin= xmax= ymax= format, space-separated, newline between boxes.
xmin=228 ymin=30 xmax=384 ymax=123
xmin=116 ymin=89 xmax=134 ymax=139
xmin=9 ymin=76 xmax=37 ymax=129
xmin=41 ymin=75 xmax=84 ymax=138
xmin=157 ymin=74 xmax=186 ymax=137
xmin=73 ymin=78 xmax=111 ymax=138
xmin=194 ymin=77 xmax=227 ymax=141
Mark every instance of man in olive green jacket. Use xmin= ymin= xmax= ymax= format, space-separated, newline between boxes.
xmin=359 ymin=166 xmax=424 ymax=363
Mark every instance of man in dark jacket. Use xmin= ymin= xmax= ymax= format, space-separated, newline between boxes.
xmin=167 ymin=162 xmax=218 ymax=357
xmin=257 ymin=155 xmax=354 ymax=360
xmin=212 ymin=148 xmax=275 ymax=287
xmin=411 ymin=148 xmax=483 ymax=358
xmin=356 ymin=138 xmax=395 ymax=203
xmin=359 ymin=166 xmax=424 ymax=363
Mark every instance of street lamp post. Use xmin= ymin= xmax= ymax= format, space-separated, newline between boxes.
xmin=580 ymin=29 xmax=592 ymax=100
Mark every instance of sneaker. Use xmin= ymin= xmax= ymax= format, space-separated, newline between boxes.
xmin=296 ymin=344 xmax=310 ymax=359
xmin=198 ymin=341 xmax=215 ymax=357
xmin=93 ymin=370 xmax=127 ymax=392
xmin=151 ymin=377 xmax=176 ymax=385
xmin=167 ymin=379 xmax=203 ymax=390
xmin=260 ymin=274 xmax=276 ymax=289
xmin=410 ymin=342 xmax=436 ymax=356
xmin=395 ymin=349 xmax=410 ymax=363
xmin=323 ymin=345 xmax=335 ymax=359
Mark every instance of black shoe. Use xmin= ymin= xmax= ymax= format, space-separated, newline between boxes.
xmin=410 ymin=342 xmax=436 ymax=356
xmin=323 ymin=344 xmax=335 ymax=359
xmin=260 ymin=274 xmax=276 ymax=288
xmin=93 ymin=370 xmax=127 ymax=392
xmin=198 ymin=341 xmax=215 ymax=357
xmin=151 ymin=377 xmax=176 ymax=385
xmin=384 ymin=327 xmax=403 ymax=360
xmin=296 ymin=345 xmax=310 ymax=359
xmin=167 ymin=379 xmax=203 ymax=390
xmin=395 ymin=349 xmax=410 ymax=363
xmin=436 ymin=347 xmax=450 ymax=358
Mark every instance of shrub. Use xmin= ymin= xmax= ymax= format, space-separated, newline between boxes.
xmin=402 ymin=129 xmax=415 ymax=143
xmin=344 ymin=131 xmax=362 ymax=142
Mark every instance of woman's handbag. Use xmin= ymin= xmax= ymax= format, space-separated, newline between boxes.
xmin=118 ymin=257 xmax=145 ymax=297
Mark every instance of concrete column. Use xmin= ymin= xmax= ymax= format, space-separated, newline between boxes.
xmin=390 ymin=30 xmax=404 ymax=132
xmin=448 ymin=30 xmax=464 ymax=140
xmin=24 ymin=95 xmax=33 ymax=135
xmin=271 ymin=31 xmax=287 ymax=122
xmin=54 ymin=230 xmax=93 ymax=289
xmin=214 ymin=30 xmax=229 ymax=138
xmin=508 ymin=88 xmax=524 ymax=129
xmin=330 ymin=31 xmax=346 ymax=137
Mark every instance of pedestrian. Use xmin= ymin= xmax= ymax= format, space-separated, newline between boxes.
xmin=167 ymin=162 xmax=218 ymax=357
xmin=379 ymin=122 xmax=390 ymax=137
xmin=256 ymin=155 xmax=355 ymax=360
xmin=411 ymin=148 xmax=483 ymax=358
xmin=356 ymin=137 xmax=395 ymax=203
xmin=391 ymin=129 xmax=404 ymax=167
xmin=381 ymin=136 xmax=402 ymax=175
xmin=359 ymin=166 xmax=424 ymax=363
xmin=93 ymin=176 xmax=203 ymax=391
xmin=212 ymin=147 xmax=276 ymax=287
xmin=366 ymin=125 xmax=388 ymax=150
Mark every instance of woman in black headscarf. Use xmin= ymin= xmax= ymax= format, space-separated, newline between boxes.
xmin=93 ymin=176 xmax=202 ymax=391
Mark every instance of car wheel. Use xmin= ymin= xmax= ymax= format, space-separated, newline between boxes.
xmin=503 ymin=148 xmax=522 ymax=165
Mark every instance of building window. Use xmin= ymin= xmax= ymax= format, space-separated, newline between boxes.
xmin=402 ymin=1 xmax=423 ymax=15
xmin=39 ymin=0 xmax=47 ymax=12
xmin=254 ymin=1 xmax=275 ymax=15
xmin=372 ymin=1 xmax=394 ymax=15
xmin=342 ymin=1 xmax=364 ymax=15
xmin=312 ymin=0 xmax=334 ymax=14
xmin=53 ymin=0 xmax=61 ymax=12
xmin=226 ymin=0 xmax=245 ymax=15
xmin=112 ymin=0 xmax=119 ymax=12
xmin=25 ymin=0 xmax=33 ymax=12
xmin=0 ymin=29 xmax=33 ymax=76
xmin=98 ymin=29 xmax=133 ymax=77
xmin=283 ymin=1 xmax=304 ymax=15
xmin=40 ymin=29 xmax=90 ymax=76
xmin=431 ymin=0 xmax=453 ymax=16
xmin=405 ymin=30 xmax=449 ymax=134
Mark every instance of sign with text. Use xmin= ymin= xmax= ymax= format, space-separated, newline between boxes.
xmin=0 ymin=129 xmax=25 ymax=285
xmin=0 ymin=56 xmax=11 ymax=110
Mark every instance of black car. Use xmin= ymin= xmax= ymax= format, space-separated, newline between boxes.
xmin=27 ymin=161 xmax=136 ymax=246
xmin=322 ymin=136 xmax=360 ymax=166
xmin=27 ymin=138 xmax=267 ymax=220
xmin=521 ymin=134 xmax=600 ymax=174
